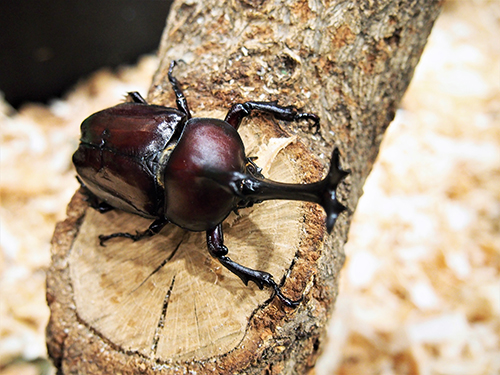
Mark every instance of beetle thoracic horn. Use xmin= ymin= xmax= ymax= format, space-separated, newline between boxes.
xmin=211 ymin=148 xmax=349 ymax=234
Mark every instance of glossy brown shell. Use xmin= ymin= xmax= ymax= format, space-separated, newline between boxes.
xmin=73 ymin=103 xmax=186 ymax=218
xmin=163 ymin=118 xmax=246 ymax=231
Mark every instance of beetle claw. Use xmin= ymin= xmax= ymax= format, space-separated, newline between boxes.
xmin=273 ymin=288 xmax=303 ymax=308
xmin=295 ymin=112 xmax=320 ymax=134
xmin=261 ymin=273 xmax=303 ymax=308
xmin=214 ymin=254 xmax=302 ymax=308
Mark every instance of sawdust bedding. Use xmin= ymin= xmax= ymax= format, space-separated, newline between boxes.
xmin=1 ymin=2 xmax=498 ymax=374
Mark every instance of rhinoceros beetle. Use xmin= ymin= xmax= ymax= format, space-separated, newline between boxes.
xmin=73 ymin=61 xmax=348 ymax=307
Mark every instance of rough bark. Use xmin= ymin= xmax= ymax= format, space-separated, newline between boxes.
xmin=46 ymin=0 xmax=442 ymax=374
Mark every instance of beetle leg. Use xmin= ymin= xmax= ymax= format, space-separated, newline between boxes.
xmin=206 ymin=224 xmax=301 ymax=308
xmin=98 ymin=218 xmax=169 ymax=246
xmin=82 ymin=190 xmax=114 ymax=213
xmin=89 ymin=199 xmax=114 ymax=214
xmin=126 ymin=91 xmax=147 ymax=104
xmin=168 ymin=61 xmax=192 ymax=119
xmin=224 ymin=101 xmax=320 ymax=133
xmin=76 ymin=177 xmax=115 ymax=213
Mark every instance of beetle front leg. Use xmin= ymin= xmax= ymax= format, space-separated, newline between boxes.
xmin=206 ymin=224 xmax=301 ymax=308
xmin=224 ymin=101 xmax=320 ymax=133
xmin=99 ymin=218 xmax=169 ymax=246
xmin=126 ymin=91 xmax=147 ymax=104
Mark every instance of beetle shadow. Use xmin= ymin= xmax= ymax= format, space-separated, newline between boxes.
xmin=86 ymin=206 xmax=297 ymax=305
xmin=172 ymin=214 xmax=279 ymax=284
xmin=150 ymin=212 xmax=290 ymax=304
xmin=223 ymin=212 xmax=280 ymax=270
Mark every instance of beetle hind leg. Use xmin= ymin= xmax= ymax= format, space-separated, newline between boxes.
xmin=168 ymin=61 xmax=192 ymax=119
xmin=206 ymin=224 xmax=301 ymax=308
xmin=98 ymin=218 xmax=169 ymax=246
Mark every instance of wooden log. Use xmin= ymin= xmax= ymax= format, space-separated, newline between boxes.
xmin=46 ymin=0 xmax=442 ymax=373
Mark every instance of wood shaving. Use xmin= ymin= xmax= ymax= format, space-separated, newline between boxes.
xmin=317 ymin=2 xmax=500 ymax=374
xmin=1 ymin=2 xmax=499 ymax=374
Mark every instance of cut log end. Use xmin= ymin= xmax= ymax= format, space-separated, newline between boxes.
xmin=46 ymin=123 xmax=340 ymax=373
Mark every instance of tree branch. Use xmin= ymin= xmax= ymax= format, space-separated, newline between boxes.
xmin=46 ymin=1 xmax=442 ymax=373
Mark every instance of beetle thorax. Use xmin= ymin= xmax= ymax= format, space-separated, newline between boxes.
xmin=163 ymin=118 xmax=247 ymax=231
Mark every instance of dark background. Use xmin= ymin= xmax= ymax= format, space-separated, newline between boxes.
xmin=0 ymin=1 xmax=173 ymax=108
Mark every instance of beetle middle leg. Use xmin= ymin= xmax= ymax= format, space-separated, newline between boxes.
xmin=224 ymin=101 xmax=320 ymax=133
xmin=98 ymin=218 xmax=169 ymax=246
xmin=86 ymin=196 xmax=114 ymax=214
xmin=206 ymin=224 xmax=301 ymax=307
xmin=76 ymin=177 xmax=114 ymax=214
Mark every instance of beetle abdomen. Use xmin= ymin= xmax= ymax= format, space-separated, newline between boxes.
xmin=73 ymin=103 xmax=187 ymax=218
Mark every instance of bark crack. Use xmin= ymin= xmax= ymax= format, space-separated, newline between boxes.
xmin=130 ymin=236 xmax=184 ymax=295
xmin=151 ymin=276 xmax=176 ymax=357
